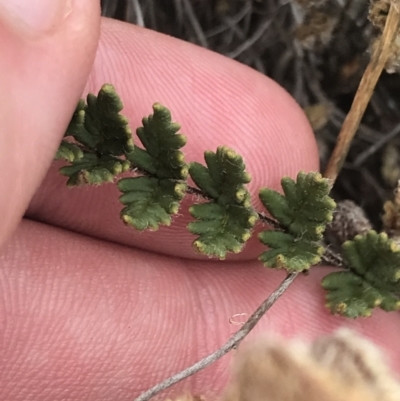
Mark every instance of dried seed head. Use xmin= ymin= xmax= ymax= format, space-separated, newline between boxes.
xmin=369 ymin=0 xmax=391 ymax=30
xmin=221 ymin=330 xmax=400 ymax=401
xmin=324 ymin=200 xmax=373 ymax=248
xmin=369 ymin=0 xmax=400 ymax=73
xmin=310 ymin=329 xmax=400 ymax=401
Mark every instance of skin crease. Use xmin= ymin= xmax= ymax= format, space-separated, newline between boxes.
xmin=0 ymin=14 xmax=399 ymax=401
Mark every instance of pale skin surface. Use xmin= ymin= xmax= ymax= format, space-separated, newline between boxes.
xmin=0 ymin=2 xmax=399 ymax=401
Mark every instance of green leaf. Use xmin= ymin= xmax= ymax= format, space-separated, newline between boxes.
xmin=322 ymin=271 xmax=400 ymax=318
xmin=68 ymin=84 xmax=134 ymax=156
xmin=128 ymin=103 xmax=188 ymax=180
xmin=59 ymin=153 xmax=130 ymax=186
xmin=118 ymin=176 xmax=187 ymax=230
xmin=322 ymin=231 xmax=400 ymax=318
xmin=258 ymin=172 xmax=335 ymax=272
xmin=66 ymin=84 xmax=133 ymax=156
xmin=56 ymin=84 xmax=135 ymax=187
xmin=189 ymin=146 xmax=252 ymax=205
xmin=117 ymin=104 xmax=189 ymax=231
xmin=55 ymin=140 xmax=84 ymax=162
xmin=259 ymin=171 xmax=336 ymax=241
xmin=188 ymin=203 xmax=258 ymax=259
xmin=187 ymin=146 xmax=257 ymax=258
xmin=64 ymin=99 xmax=85 ymax=138
xmin=259 ymin=230 xmax=324 ymax=271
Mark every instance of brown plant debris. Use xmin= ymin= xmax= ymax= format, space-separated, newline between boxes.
xmin=221 ymin=329 xmax=400 ymax=401
xmin=324 ymin=199 xmax=373 ymax=249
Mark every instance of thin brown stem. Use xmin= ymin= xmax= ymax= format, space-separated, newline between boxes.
xmin=321 ymin=245 xmax=344 ymax=267
xmin=324 ymin=1 xmax=400 ymax=182
xmin=133 ymin=272 xmax=298 ymax=401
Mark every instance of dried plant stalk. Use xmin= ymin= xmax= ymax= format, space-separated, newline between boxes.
xmin=324 ymin=200 xmax=373 ymax=248
xmin=324 ymin=1 xmax=400 ymax=183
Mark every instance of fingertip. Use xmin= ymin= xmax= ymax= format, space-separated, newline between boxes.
xmin=29 ymin=19 xmax=319 ymax=259
xmin=0 ymin=0 xmax=100 ymax=246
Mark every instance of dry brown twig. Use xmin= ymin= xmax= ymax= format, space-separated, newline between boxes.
xmin=324 ymin=0 xmax=400 ymax=183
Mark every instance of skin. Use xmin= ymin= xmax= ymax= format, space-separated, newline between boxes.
xmin=0 ymin=3 xmax=399 ymax=401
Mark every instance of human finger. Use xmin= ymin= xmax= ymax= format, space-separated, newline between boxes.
xmin=0 ymin=0 xmax=100 ymax=246
xmin=27 ymin=18 xmax=319 ymax=259
xmin=0 ymin=220 xmax=398 ymax=401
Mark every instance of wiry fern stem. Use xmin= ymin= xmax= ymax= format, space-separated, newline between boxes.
xmin=133 ymin=272 xmax=298 ymax=401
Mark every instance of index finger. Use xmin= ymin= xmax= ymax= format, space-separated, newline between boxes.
xmin=27 ymin=18 xmax=319 ymax=260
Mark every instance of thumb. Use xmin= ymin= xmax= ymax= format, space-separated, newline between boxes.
xmin=0 ymin=0 xmax=100 ymax=245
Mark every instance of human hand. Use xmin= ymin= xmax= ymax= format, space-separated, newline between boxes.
xmin=1 ymin=5 xmax=399 ymax=401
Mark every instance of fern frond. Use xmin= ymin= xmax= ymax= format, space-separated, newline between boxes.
xmin=55 ymin=83 xmax=400 ymax=321
xmin=118 ymin=103 xmax=188 ymax=230
xmin=189 ymin=147 xmax=251 ymax=203
xmin=118 ymin=176 xmax=186 ymax=230
xmin=127 ymin=103 xmax=188 ymax=180
xmin=59 ymin=153 xmax=130 ymax=186
xmin=188 ymin=203 xmax=257 ymax=259
xmin=55 ymin=140 xmax=84 ymax=162
xmin=67 ymin=84 xmax=134 ymax=156
xmin=57 ymin=84 xmax=134 ymax=185
xmin=188 ymin=146 xmax=257 ymax=258
xmin=322 ymin=231 xmax=400 ymax=318
xmin=258 ymin=231 xmax=324 ymax=271
xmin=260 ymin=172 xmax=335 ymax=240
xmin=258 ymin=172 xmax=335 ymax=271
